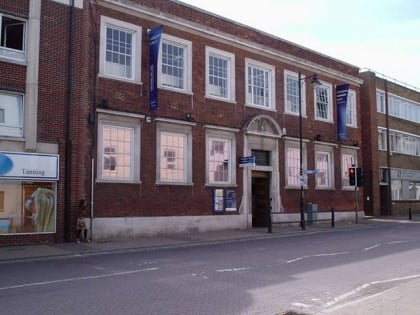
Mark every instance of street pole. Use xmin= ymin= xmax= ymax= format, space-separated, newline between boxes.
xmin=299 ymin=71 xmax=305 ymax=230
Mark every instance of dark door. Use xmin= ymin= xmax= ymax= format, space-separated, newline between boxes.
xmin=252 ymin=172 xmax=270 ymax=227
xmin=380 ymin=185 xmax=391 ymax=216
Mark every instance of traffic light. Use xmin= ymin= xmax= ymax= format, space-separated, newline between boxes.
xmin=349 ymin=167 xmax=356 ymax=186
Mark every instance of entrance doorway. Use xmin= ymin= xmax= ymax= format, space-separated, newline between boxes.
xmin=252 ymin=171 xmax=270 ymax=227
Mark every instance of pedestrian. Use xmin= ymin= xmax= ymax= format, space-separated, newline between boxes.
xmin=76 ymin=199 xmax=89 ymax=243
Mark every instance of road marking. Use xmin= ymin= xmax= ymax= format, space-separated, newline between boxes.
xmin=314 ymin=252 xmax=349 ymax=257
xmin=323 ymin=274 xmax=420 ymax=309
xmin=0 ymin=267 xmax=159 ymax=291
xmin=363 ymin=243 xmax=382 ymax=251
xmin=216 ymin=267 xmax=250 ymax=272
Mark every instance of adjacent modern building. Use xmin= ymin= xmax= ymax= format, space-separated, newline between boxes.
xmin=360 ymin=70 xmax=420 ymax=217
xmin=4 ymin=0 xmax=417 ymax=245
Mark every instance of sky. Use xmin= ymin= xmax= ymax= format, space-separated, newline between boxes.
xmin=180 ymin=0 xmax=420 ymax=89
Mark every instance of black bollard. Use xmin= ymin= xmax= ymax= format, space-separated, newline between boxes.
xmin=409 ymin=207 xmax=412 ymax=221
xmin=331 ymin=207 xmax=335 ymax=228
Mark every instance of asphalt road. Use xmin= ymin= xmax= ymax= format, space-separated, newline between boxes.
xmin=1 ymin=222 xmax=420 ymax=315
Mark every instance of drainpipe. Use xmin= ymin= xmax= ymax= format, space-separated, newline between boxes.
xmin=64 ymin=0 xmax=75 ymax=242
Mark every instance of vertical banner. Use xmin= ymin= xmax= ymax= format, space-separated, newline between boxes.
xmin=148 ymin=25 xmax=163 ymax=112
xmin=336 ymin=84 xmax=349 ymax=141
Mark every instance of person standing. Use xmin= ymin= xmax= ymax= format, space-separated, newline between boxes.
xmin=76 ymin=199 xmax=89 ymax=243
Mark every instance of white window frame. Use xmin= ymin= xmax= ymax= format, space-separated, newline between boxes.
xmin=245 ymin=58 xmax=275 ymax=110
xmin=314 ymin=81 xmax=333 ymax=122
xmin=97 ymin=111 xmax=141 ymax=183
xmin=99 ymin=16 xmax=142 ymax=83
xmin=376 ymin=90 xmax=385 ymax=113
xmin=285 ymin=140 xmax=307 ymax=188
xmin=156 ymin=121 xmax=193 ymax=185
xmin=284 ymin=70 xmax=306 ymax=117
xmin=0 ymin=14 xmax=26 ymax=62
xmin=205 ymin=127 xmax=237 ymax=186
xmin=341 ymin=148 xmax=357 ymax=188
xmin=158 ymin=34 xmax=192 ymax=93
xmin=205 ymin=47 xmax=235 ymax=102
xmin=315 ymin=144 xmax=334 ymax=189
xmin=0 ymin=91 xmax=24 ymax=138
xmin=346 ymin=89 xmax=357 ymax=127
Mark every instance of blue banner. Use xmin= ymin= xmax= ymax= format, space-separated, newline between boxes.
xmin=149 ymin=26 xmax=163 ymax=112
xmin=336 ymin=84 xmax=349 ymax=141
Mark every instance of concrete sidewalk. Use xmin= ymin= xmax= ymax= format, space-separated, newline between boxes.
xmin=0 ymin=220 xmax=364 ymax=262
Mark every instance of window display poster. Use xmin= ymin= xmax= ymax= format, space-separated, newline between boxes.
xmin=225 ymin=189 xmax=237 ymax=211
xmin=213 ymin=189 xmax=224 ymax=213
xmin=0 ymin=181 xmax=56 ymax=234
xmin=213 ymin=189 xmax=237 ymax=213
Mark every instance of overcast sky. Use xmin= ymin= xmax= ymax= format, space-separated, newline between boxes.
xmin=180 ymin=0 xmax=420 ymax=89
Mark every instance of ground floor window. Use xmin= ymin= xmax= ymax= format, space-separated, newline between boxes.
xmin=0 ymin=181 xmax=56 ymax=234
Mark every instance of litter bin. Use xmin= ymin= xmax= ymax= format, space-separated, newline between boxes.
xmin=306 ymin=203 xmax=318 ymax=225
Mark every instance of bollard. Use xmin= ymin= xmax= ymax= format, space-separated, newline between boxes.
xmin=409 ymin=207 xmax=412 ymax=221
xmin=267 ymin=206 xmax=272 ymax=233
xmin=331 ymin=207 xmax=335 ymax=228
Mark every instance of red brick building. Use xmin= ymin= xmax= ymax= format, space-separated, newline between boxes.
xmin=360 ymin=71 xmax=420 ymax=217
xmin=1 ymin=0 xmax=366 ymax=244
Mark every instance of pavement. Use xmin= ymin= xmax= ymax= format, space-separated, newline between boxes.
xmin=1 ymin=217 xmax=420 ymax=315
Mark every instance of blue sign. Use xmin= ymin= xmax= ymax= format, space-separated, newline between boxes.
xmin=239 ymin=156 xmax=255 ymax=167
xmin=149 ymin=26 xmax=163 ymax=112
xmin=336 ymin=84 xmax=349 ymax=141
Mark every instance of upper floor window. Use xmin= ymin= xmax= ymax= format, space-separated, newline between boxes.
xmin=314 ymin=82 xmax=333 ymax=122
xmin=245 ymin=59 xmax=275 ymax=109
xmin=0 ymin=14 xmax=26 ymax=61
xmin=159 ymin=34 xmax=192 ymax=93
xmin=346 ymin=90 xmax=357 ymax=127
xmin=376 ymin=91 xmax=385 ymax=113
xmin=378 ymin=128 xmax=387 ymax=151
xmin=0 ymin=91 xmax=23 ymax=137
xmin=97 ymin=112 xmax=141 ymax=182
xmin=284 ymin=70 xmax=306 ymax=116
xmin=99 ymin=16 xmax=142 ymax=83
xmin=205 ymin=47 xmax=235 ymax=102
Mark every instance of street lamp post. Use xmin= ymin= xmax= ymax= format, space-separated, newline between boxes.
xmin=298 ymin=71 xmax=321 ymax=230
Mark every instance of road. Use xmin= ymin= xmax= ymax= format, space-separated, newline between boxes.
xmin=1 ymin=222 xmax=420 ymax=314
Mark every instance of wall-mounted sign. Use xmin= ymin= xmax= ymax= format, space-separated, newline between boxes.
xmin=0 ymin=152 xmax=59 ymax=180
xmin=239 ymin=156 xmax=255 ymax=167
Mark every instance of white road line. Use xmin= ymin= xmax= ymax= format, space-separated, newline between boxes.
xmin=363 ymin=243 xmax=382 ymax=251
xmin=216 ymin=267 xmax=250 ymax=272
xmin=0 ymin=267 xmax=159 ymax=291
xmin=286 ymin=256 xmax=310 ymax=263
xmin=313 ymin=252 xmax=349 ymax=257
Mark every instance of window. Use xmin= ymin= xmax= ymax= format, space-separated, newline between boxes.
xmin=346 ymin=90 xmax=357 ymax=127
xmin=159 ymin=34 xmax=192 ymax=93
xmin=0 ymin=92 xmax=23 ymax=137
xmin=379 ymin=167 xmax=388 ymax=184
xmin=284 ymin=70 xmax=305 ymax=116
xmin=0 ymin=14 xmax=26 ymax=61
xmin=245 ymin=59 xmax=275 ymax=109
xmin=314 ymin=82 xmax=333 ymax=122
xmin=376 ymin=91 xmax=385 ymax=113
xmin=205 ymin=47 xmax=235 ymax=101
xmin=99 ymin=16 xmax=142 ymax=82
xmin=341 ymin=151 xmax=357 ymax=187
xmin=378 ymin=128 xmax=387 ymax=151
xmin=285 ymin=140 xmax=307 ymax=188
xmin=97 ymin=112 xmax=141 ymax=182
xmin=157 ymin=122 xmax=193 ymax=184
xmin=315 ymin=145 xmax=334 ymax=189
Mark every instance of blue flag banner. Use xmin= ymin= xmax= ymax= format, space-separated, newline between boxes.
xmin=148 ymin=25 xmax=163 ymax=112
xmin=336 ymin=84 xmax=349 ymax=141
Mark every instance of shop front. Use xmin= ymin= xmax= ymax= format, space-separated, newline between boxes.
xmin=0 ymin=152 xmax=59 ymax=236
